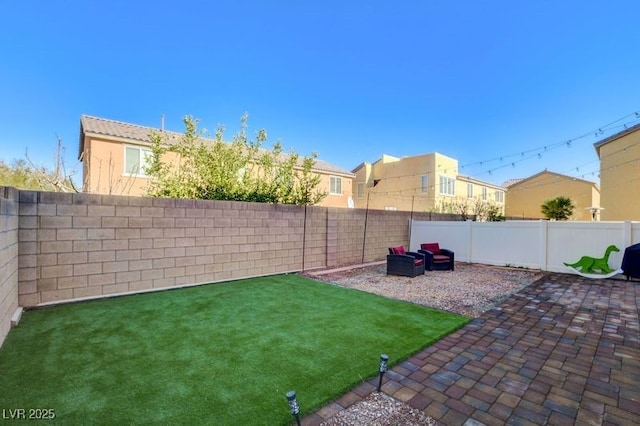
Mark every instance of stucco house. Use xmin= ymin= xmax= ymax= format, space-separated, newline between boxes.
xmin=78 ymin=115 xmax=355 ymax=208
xmin=504 ymin=170 xmax=600 ymax=221
xmin=594 ymin=122 xmax=640 ymax=221
xmin=351 ymin=152 xmax=505 ymax=214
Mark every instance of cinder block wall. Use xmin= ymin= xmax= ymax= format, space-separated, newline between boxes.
xmin=0 ymin=187 xmax=19 ymax=347
xmin=6 ymin=187 xmax=446 ymax=309
xmin=302 ymin=206 xmax=329 ymax=270
xmin=16 ymin=191 xmax=312 ymax=307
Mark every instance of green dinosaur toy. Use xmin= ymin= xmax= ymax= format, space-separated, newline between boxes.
xmin=564 ymin=245 xmax=620 ymax=274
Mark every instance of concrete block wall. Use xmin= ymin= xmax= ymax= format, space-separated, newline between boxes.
xmin=335 ymin=208 xmax=367 ymax=265
xmin=360 ymin=209 xmax=413 ymax=262
xmin=301 ymin=206 xmax=328 ymax=270
xmin=3 ymin=186 xmax=444 ymax=309
xmin=16 ymin=191 xmax=310 ymax=307
xmin=0 ymin=187 xmax=19 ymax=347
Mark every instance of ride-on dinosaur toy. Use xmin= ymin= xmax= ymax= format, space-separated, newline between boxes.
xmin=564 ymin=245 xmax=620 ymax=274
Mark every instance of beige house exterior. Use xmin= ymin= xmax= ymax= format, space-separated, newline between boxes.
xmin=78 ymin=115 xmax=355 ymax=208
xmin=351 ymin=152 xmax=505 ymax=215
xmin=504 ymin=170 xmax=600 ymax=221
xmin=594 ymin=123 xmax=640 ymax=221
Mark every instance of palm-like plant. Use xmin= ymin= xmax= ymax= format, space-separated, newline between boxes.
xmin=541 ymin=196 xmax=575 ymax=220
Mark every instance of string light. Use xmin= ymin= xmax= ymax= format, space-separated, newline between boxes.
xmin=458 ymin=111 xmax=639 ymax=173
xmin=354 ymin=117 xmax=639 ymax=202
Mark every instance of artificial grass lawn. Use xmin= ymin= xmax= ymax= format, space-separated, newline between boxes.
xmin=0 ymin=275 xmax=468 ymax=425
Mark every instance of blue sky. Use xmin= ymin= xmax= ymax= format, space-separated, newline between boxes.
xmin=1 ymin=1 xmax=639 ymax=187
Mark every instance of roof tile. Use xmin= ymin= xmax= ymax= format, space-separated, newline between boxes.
xmin=80 ymin=115 xmax=354 ymax=176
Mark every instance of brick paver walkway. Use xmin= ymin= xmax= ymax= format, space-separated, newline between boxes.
xmin=304 ymin=274 xmax=640 ymax=425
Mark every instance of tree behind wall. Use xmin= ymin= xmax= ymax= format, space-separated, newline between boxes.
xmin=436 ymin=196 xmax=505 ymax=221
xmin=145 ymin=114 xmax=327 ymax=205
xmin=541 ymin=196 xmax=575 ymax=220
xmin=0 ymin=136 xmax=78 ymax=192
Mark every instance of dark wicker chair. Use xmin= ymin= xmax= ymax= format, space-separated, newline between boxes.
xmin=418 ymin=243 xmax=454 ymax=271
xmin=387 ymin=245 xmax=425 ymax=277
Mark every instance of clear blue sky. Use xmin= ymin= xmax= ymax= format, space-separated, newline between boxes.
xmin=1 ymin=1 xmax=639 ymax=187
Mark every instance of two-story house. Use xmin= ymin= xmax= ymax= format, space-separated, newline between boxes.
xmin=78 ymin=115 xmax=355 ymax=208
xmin=504 ymin=170 xmax=600 ymax=221
xmin=594 ymin=122 xmax=640 ymax=220
xmin=351 ymin=152 xmax=505 ymax=214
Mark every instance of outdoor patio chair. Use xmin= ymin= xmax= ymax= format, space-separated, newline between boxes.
xmin=387 ymin=245 xmax=425 ymax=277
xmin=418 ymin=243 xmax=455 ymax=271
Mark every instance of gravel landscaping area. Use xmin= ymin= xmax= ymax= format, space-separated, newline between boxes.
xmin=303 ymin=262 xmax=544 ymax=425
xmin=320 ymin=392 xmax=438 ymax=426
xmin=305 ymin=262 xmax=544 ymax=318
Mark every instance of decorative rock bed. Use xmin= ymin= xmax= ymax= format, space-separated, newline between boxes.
xmin=305 ymin=262 xmax=544 ymax=318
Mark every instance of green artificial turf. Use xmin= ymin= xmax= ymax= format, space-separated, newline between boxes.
xmin=0 ymin=275 xmax=468 ymax=425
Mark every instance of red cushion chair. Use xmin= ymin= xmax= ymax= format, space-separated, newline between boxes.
xmin=418 ymin=243 xmax=454 ymax=271
xmin=387 ymin=245 xmax=425 ymax=277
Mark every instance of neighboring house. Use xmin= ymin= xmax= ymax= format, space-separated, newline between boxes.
xmin=594 ymin=122 xmax=640 ymax=221
xmin=351 ymin=152 xmax=505 ymax=214
xmin=78 ymin=115 xmax=355 ymax=208
xmin=504 ymin=170 xmax=600 ymax=221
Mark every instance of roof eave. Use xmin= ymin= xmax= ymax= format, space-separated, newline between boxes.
xmin=593 ymin=122 xmax=640 ymax=157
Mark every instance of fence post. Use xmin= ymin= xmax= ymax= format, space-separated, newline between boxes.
xmin=624 ymin=221 xmax=632 ymax=248
xmin=539 ymin=220 xmax=548 ymax=271
xmin=466 ymin=220 xmax=473 ymax=264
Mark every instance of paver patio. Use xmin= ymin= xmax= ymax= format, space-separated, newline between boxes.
xmin=305 ymin=273 xmax=639 ymax=425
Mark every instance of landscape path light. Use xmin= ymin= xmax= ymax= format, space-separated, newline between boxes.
xmin=377 ymin=353 xmax=389 ymax=392
xmin=286 ymin=390 xmax=301 ymax=426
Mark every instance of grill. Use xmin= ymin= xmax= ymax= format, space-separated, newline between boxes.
xmin=621 ymin=243 xmax=640 ymax=280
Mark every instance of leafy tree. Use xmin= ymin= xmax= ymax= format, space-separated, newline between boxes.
xmin=145 ymin=114 xmax=327 ymax=205
xmin=0 ymin=159 xmax=45 ymax=190
xmin=541 ymin=196 xmax=575 ymax=220
xmin=485 ymin=204 xmax=506 ymax=222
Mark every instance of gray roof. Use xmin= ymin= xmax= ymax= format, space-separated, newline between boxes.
xmin=502 ymin=178 xmax=523 ymax=188
xmin=79 ymin=115 xmax=354 ymax=177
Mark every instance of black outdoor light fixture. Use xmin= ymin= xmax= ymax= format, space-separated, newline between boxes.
xmin=377 ymin=353 xmax=389 ymax=392
xmin=286 ymin=390 xmax=301 ymax=426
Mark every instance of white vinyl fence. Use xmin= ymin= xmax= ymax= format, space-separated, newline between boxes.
xmin=409 ymin=220 xmax=640 ymax=273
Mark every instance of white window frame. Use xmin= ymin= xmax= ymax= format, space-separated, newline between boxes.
xmin=495 ymin=190 xmax=504 ymax=203
xmin=421 ymin=175 xmax=428 ymax=193
xmin=124 ymin=146 xmax=152 ymax=177
xmin=439 ymin=175 xmax=455 ymax=196
xmin=329 ymin=176 xmax=342 ymax=195
xmin=356 ymin=182 xmax=365 ymax=198
xmin=467 ymin=183 xmax=473 ymax=198
xmin=384 ymin=206 xmax=397 ymax=211
xmin=482 ymin=187 xmax=487 ymax=201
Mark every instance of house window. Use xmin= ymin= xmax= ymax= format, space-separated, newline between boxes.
xmin=357 ymin=183 xmax=365 ymax=198
xmin=495 ymin=190 xmax=504 ymax=203
xmin=384 ymin=206 xmax=397 ymax=211
xmin=330 ymin=176 xmax=342 ymax=195
xmin=439 ymin=176 xmax=455 ymax=196
xmin=421 ymin=175 xmax=428 ymax=192
xmin=482 ymin=187 xmax=487 ymax=201
xmin=467 ymin=183 xmax=473 ymax=198
xmin=124 ymin=146 xmax=152 ymax=176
